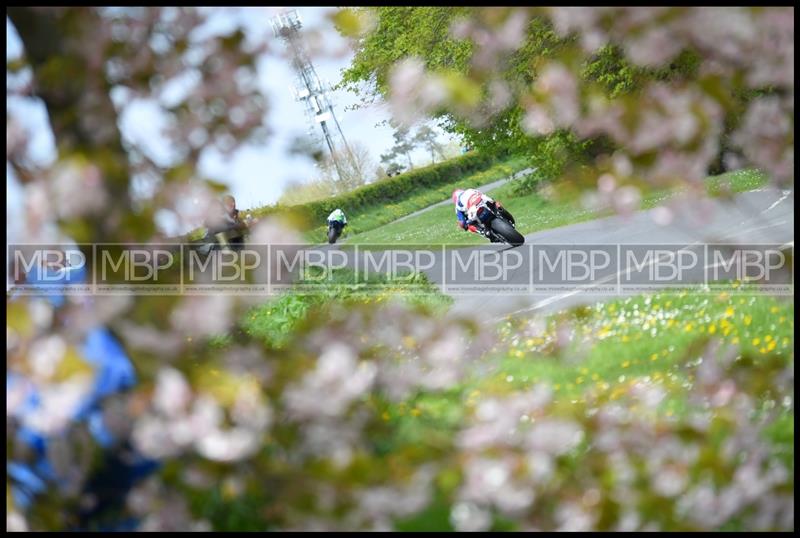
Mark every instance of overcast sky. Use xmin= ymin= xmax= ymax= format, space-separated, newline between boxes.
xmin=6 ymin=7 xmax=457 ymax=237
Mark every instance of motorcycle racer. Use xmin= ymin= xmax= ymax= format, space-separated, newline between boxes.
xmin=327 ymin=208 xmax=347 ymax=229
xmin=326 ymin=208 xmax=347 ymax=244
xmin=452 ymin=188 xmax=515 ymax=235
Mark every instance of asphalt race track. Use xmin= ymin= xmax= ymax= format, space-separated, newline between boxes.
xmin=448 ymin=187 xmax=795 ymax=320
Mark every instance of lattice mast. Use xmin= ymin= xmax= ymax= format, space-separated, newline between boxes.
xmin=270 ymin=10 xmax=357 ymax=182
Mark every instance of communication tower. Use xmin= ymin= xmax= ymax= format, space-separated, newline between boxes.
xmin=270 ymin=10 xmax=358 ymax=181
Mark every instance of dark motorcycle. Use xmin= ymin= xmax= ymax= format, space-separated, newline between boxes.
xmin=473 ymin=202 xmax=525 ymax=247
xmin=193 ymin=227 xmax=248 ymax=255
xmin=327 ymin=220 xmax=345 ymax=244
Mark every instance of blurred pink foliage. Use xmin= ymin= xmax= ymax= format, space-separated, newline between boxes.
xmin=5 ymin=6 xmax=794 ymax=532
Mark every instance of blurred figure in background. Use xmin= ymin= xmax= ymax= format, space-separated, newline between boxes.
xmin=7 ymin=254 xmax=159 ymax=530
xmin=201 ymin=194 xmax=249 ymax=251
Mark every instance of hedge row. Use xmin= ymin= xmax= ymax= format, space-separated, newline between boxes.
xmin=249 ymin=151 xmax=497 ymax=229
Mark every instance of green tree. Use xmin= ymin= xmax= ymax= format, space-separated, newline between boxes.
xmin=337 ymin=7 xmax=474 ymax=100
xmin=336 ymin=7 xmax=790 ymax=189
xmin=414 ymin=124 xmax=445 ymax=164
xmin=389 ymin=120 xmax=416 ymax=169
xmin=337 ymin=8 xmax=579 ymax=180
xmin=379 ymin=149 xmax=405 ymax=176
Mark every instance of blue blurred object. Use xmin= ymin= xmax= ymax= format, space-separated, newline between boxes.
xmin=7 ymin=461 xmax=48 ymax=510
xmin=7 ymin=261 xmax=158 ymax=526
xmin=76 ymin=327 xmax=137 ymax=419
xmin=16 ymin=258 xmax=88 ymax=308
xmin=8 ymin=327 xmax=156 ymax=511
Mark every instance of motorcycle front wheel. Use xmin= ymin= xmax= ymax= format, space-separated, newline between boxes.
xmin=328 ymin=227 xmax=340 ymax=244
xmin=490 ymin=217 xmax=525 ymax=246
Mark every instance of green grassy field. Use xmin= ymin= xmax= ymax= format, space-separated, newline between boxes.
xmin=230 ymin=273 xmax=792 ymax=447
xmin=208 ymin=268 xmax=452 ymax=350
xmin=374 ymin=281 xmax=792 ymax=430
xmin=346 ymin=168 xmax=768 ymax=246
xmin=481 ymin=285 xmax=792 ymax=410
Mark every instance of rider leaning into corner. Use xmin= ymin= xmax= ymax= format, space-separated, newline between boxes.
xmin=452 ymin=188 xmax=516 ymax=241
